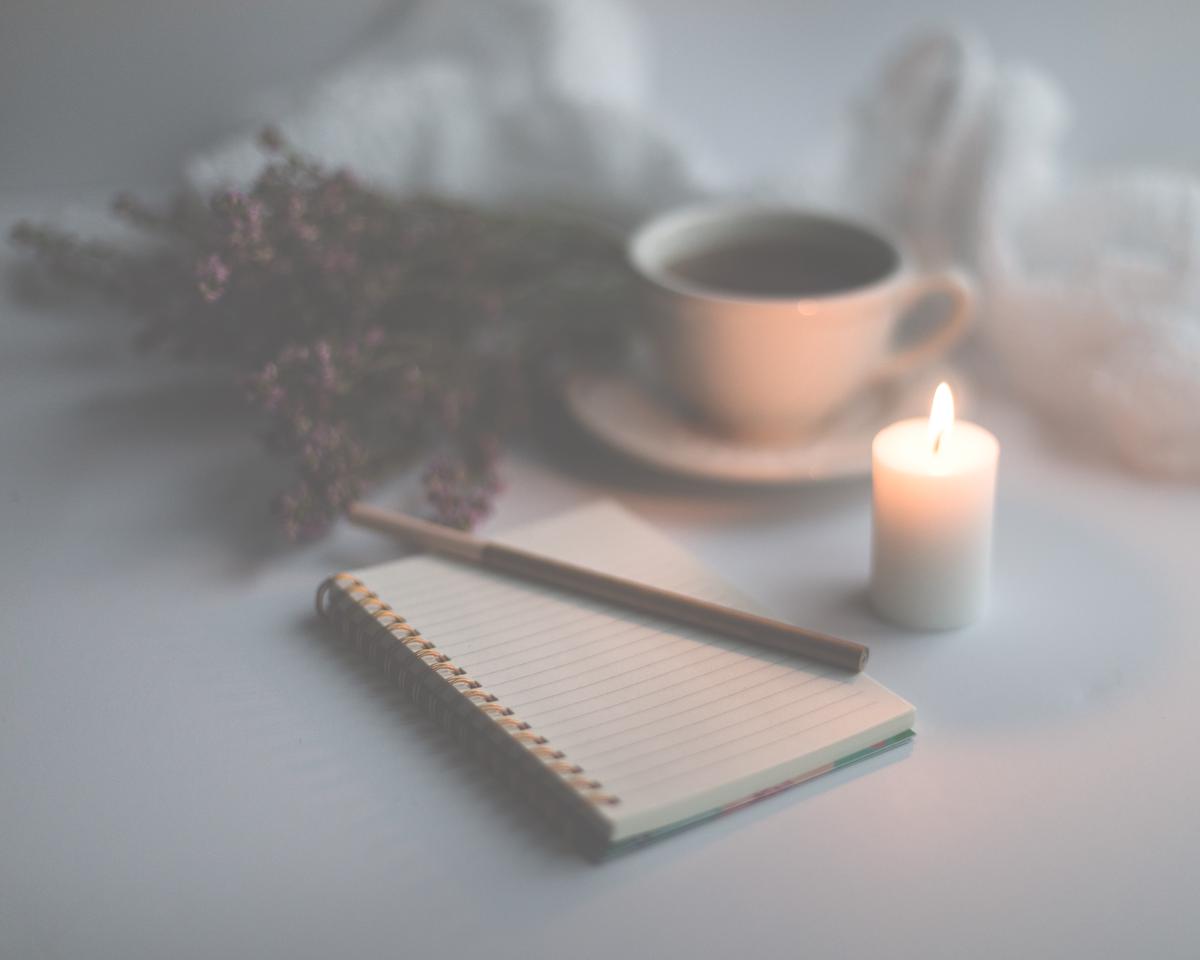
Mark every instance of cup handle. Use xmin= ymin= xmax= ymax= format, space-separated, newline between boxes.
xmin=872 ymin=269 xmax=975 ymax=383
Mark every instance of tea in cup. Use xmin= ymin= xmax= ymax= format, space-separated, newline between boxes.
xmin=628 ymin=203 xmax=973 ymax=438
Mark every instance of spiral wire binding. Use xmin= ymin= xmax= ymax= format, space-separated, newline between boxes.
xmin=317 ymin=572 xmax=619 ymax=808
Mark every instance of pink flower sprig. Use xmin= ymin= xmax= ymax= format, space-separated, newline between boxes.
xmin=422 ymin=439 xmax=504 ymax=531
xmin=11 ymin=129 xmax=638 ymax=540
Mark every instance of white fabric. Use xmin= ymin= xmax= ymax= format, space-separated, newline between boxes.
xmin=843 ymin=31 xmax=1200 ymax=480
xmin=189 ymin=4 xmax=1200 ymax=480
xmin=187 ymin=0 xmax=720 ymax=227
xmin=982 ymin=172 xmax=1200 ymax=477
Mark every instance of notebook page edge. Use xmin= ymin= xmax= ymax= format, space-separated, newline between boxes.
xmin=608 ymin=707 xmax=916 ymax=842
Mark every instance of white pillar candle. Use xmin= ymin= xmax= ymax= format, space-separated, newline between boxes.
xmin=870 ymin=383 xmax=999 ymax=629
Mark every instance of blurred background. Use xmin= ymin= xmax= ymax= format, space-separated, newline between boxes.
xmin=5 ymin=0 xmax=1200 ymax=192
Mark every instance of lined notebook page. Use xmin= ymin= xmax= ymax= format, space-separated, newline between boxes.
xmin=354 ymin=501 xmax=913 ymax=840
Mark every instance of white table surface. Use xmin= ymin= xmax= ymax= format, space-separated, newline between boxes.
xmin=3 ymin=189 xmax=1200 ymax=960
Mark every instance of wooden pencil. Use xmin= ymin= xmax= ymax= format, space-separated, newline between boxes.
xmin=346 ymin=501 xmax=869 ymax=673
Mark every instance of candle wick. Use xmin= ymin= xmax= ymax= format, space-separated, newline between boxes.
xmin=932 ymin=431 xmax=943 ymax=455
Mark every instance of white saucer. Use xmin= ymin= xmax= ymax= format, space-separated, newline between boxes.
xmin=564 ymin=365 xmax=972 ymax=485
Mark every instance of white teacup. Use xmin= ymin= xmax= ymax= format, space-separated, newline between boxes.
xmin=629 ymin=203 xmax=974 ymax=439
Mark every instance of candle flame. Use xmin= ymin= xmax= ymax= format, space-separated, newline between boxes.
xmin=929 ymin=382 xmax=954 ymax=454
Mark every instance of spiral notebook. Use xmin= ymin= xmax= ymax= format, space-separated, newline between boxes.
xmin=317 ymin=501 xmax=915 ymax=857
